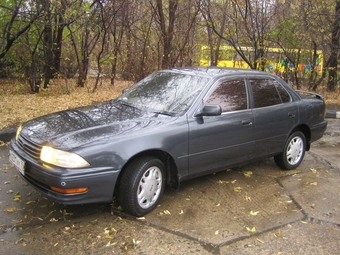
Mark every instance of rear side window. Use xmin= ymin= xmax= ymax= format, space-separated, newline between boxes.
xmin=250 ymin=79 xmax=286 ymax=108
xmin=205 ymin=79 xmax=247 ymax=112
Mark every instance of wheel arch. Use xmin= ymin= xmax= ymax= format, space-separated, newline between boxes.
xmin=114 ymin=149 xmax=179 ymax=195
xmin=291 ymin=124 xmax=311 ymax=151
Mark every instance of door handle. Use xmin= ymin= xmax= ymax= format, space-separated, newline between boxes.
xmin=288 ymin=112 xmax=296 ymax=118
xmin=242 ymin=120 xmax=253 ymax=126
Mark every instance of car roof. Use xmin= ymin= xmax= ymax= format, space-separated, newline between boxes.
xmin=164 ymin=67 xmax=269 ymax=79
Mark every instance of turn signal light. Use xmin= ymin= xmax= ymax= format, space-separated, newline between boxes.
xmin=50 ymin=186 xmax=88 ymax=194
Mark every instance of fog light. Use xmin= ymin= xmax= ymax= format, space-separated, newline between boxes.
xmin=50 ymin=186 xmax=88 ymax=194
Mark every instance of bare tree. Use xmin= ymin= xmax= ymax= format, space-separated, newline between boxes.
xmin=0 ymin=2 xmax=41 ymax=60
xmin=202 ymin=0 xmax=277 ymax=70
xmin=67 ymin=1 xmax=102 ymax=87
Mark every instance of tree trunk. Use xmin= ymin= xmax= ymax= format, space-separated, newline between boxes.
xmin=77 ymin=57 xmax=89 ymax=88
xmin=42 ymin=1 xmax=53 ymax=90
xmin=52 ymin=16 xmax=65 ymax=78
xmin=327 ymin=0 xmax=340 ymax=91
xmin=157 ymin=0 xmax=178 ymax=69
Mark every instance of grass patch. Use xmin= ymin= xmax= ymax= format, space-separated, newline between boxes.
xmin=0 ymin=78 xmax=133 ymax=131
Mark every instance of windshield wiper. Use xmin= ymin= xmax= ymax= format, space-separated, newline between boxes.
xmin=153 ymin=111 xmax=174 ymax=117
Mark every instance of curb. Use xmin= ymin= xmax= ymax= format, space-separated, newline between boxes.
xmin=0 ymin=128 xmax=16 ymax=143
xmin=326 ymin=111 xmax=340 ymax=119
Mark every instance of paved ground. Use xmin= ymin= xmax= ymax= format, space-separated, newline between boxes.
xmin=0 ymin=119 xmax=339 ymax=254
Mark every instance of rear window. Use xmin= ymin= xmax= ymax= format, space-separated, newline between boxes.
xmin=250 ymin=79 xmax=290 ymax=108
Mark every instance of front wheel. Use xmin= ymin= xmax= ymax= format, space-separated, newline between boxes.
xmin=274 ymin=131 xmax=306 ymax=170
xmin=118 ymin=157 xmax=165 ymax=216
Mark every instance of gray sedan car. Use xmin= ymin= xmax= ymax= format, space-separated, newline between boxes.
xmin=9 ymin=67 xmax=327 ymax=216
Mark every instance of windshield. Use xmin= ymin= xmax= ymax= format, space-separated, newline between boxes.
xmin=118 ymin=71 xmax=210 ymax=115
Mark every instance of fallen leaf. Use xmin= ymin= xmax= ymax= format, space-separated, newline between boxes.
xmin=4 ymin=181 xmax=10 ymax=184
xmin=275 ymin=229 xmax=281 ymax=237
xmin=249 ymin=210 xmax=260 ymax=216
xmin=310 ymin=182 xmax=318 ymax=186
xmin=234 ymin=187 xmax=242 ymax=192
xmin=13 ymin=193 xmax=21 ymax=200
xmin=62 ymin=209 xmax=73 ymax=216
xmin=133 ymin=239 xmax=141 ymax=245
xmin=4 ymin=207 xmax=17 ymax=213
xmin=215 ymin=230 xmax=219 ymax=235
xmin=246 ymin=227 xmax=256 ymax=233
xmin=163 ymin=210 xmax=171 ymax=215
xmin=243 ymin=171 xmax=253 ymax=177
xmin=310 ymin=168 xmax=319 ymax=174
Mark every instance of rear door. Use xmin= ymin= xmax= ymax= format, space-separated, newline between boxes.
xmin=188 ymin=78 xmax=254 ymax=174
xmin=248 ymin=77 xmax=298 ymax=157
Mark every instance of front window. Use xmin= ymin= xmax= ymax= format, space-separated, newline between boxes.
xmin=118 ymin=71 xmax=210 ymax=115
xmin=205 ymin=79 xmax=248 ymax=113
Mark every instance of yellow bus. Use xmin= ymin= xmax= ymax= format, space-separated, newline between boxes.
xmin=200 ymin=45 xmax=323 ymax=78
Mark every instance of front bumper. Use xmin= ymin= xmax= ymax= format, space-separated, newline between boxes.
xmin=9 ymin=140 xmax=120 ymax=205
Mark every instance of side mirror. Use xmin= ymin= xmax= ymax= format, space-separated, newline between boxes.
xmin=194 ymin=105 xmax=222 ymax=117
xmin=122 ymin=88 xmax=129 ymax=94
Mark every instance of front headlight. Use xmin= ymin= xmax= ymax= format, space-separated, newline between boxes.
xmin=40 ymin=146 xmax=90 ymax=168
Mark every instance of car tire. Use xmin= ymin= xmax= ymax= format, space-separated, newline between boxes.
xmin=274 ymin=131 xmax=306 ymax=170
xmin=118 ymin=157 xmax=166 ymax=216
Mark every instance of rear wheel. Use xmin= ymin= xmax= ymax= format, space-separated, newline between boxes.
xmin=119 ymin=157 xmax=165 ymax=216
xmin=274 ymin=131 xmax=306 ymax=170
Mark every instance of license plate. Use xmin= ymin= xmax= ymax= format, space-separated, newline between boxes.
xmin=9 ymin=150 xmax=26 ymax=176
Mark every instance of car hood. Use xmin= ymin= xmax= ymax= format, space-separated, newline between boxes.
xmin=20 ymin=100 xmax=175 ymax=150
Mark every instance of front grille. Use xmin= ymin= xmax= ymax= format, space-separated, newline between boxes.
xmin=17 ymin=134 xmax=42 ymax=161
